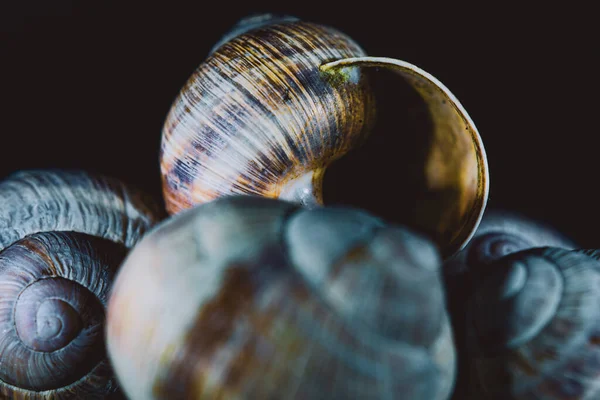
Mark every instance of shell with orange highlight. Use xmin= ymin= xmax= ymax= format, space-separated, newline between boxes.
xmin=159 ymin=14 xmax=489 ymax=258
xmin=106 ymin=196 xmax=457 ymax=400
xmin=160 ymin=14 xmax=375 ymax=213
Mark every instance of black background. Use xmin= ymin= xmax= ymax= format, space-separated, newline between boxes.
xmin=1 ymin=1 xmax=596 ymax=247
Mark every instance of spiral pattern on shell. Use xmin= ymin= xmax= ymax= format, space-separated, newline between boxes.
xmin=106 ymin=196 xmax=456 ymax=400
xmin=466 ymin=248 xmax=600 ymax=399
xmin=444 ymin=210 xmax=577 ymax=279
xmin=0 ymin=170 xmax=160 ymax=399
xmin=442 ymin=211 xmax=578 ymax=399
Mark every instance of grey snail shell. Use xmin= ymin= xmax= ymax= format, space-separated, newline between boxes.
xmin=106 ymin=196 xmax=456 ymax=400
xmin=444 ymin=210 xmax=577 ymax=279
xmin=159 ymin=14 xmax=489 ymax=257
xmin=0 ymin=170 xmax=160 ymax=399
xmin=442 ymin=210 xmax=577 ymax=399
xmin=465 ymin=247 xmax=600 ymax=399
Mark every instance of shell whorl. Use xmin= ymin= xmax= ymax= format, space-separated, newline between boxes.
xmin=0 ymin=169 xmax=161 ymax=251
xmin=0 ymin=170 xmax=160 ymax=399
xmin=0 ymin=232 xmax=125 ymax=397
xmin=160 ymin=19 xmax=375 ymax=214
xmin=466 ymin=248 xmax=600 ymax=399
xmin=442 ymin=211 xmax=578 ymax=398
xmin=443 ymin=210 xmax=577 ymax=278
xmin=106 ymin=196 xmax=456 ymax=400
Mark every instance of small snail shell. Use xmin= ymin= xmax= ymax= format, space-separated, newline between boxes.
xmin=159 ymin=14 xmax=489 ymax=257
xmin=106 ymin=196 xmax=456 ymax=400
xmin=444 ymin=210 xmax=577 ymax=279
xmin=465 ymin=247 xmax=600 ymax=399
xmin=0 ymin=170 xmax=160 ymax=399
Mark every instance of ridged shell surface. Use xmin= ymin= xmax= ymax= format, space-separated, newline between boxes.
xmin=0 ymin=170 xmax=160 ymax=399
xmin=444 ymin=210 xmax=577 ymax=278
xmin=466 ymin=248 xmax=600 ymax=399
xmin=160 ymin=21 xmax=374 ymax=214
xmin=0 ymin=232 xmax=126 ymax=399
xmin=443 ymin=211 xmax=577 ymax=399
xmin=0 ymin=169 xmax=160 ymax=250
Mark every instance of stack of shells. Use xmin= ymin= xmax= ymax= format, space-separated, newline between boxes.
xmin=0 ymin=13 xmax=595 ymax=400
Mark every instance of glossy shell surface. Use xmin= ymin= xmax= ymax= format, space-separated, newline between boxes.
xmin=107 ymin=197 xmax=456 ymax=400
xmin=160 ymin=20 xmax=374 ymax=213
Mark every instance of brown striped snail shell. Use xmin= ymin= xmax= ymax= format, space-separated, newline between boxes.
xmin=0 ymin=170 xmax=160 ymax=399
xmin=159 ymin=14 xmax=489 ymax=257
xmin=106 ymin=196 xmax=457 ymax=400
xmin=465 ymin=247 xmax=600 ymax=399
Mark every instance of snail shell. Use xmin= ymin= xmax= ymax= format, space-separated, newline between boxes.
xmin=106 ymin=196 xmax=456 ymax=400
xmin=0 ymin=170 xmax=160 ymax=399
xmin=442 ymin=210 xmax=577 ymax=399
xmin=160 ymin=14 xmax=376 ymax=212
xmin=465 ymin=247 xmax=600 ymax=399
xmin=159 ymin=14 xmax=488 ymax=257
xmin=444 ymin=210 xmax=577 ymax=279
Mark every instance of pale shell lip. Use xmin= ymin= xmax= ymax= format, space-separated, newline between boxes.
xmin=321 ymin=56 xmax=490 ymax=257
